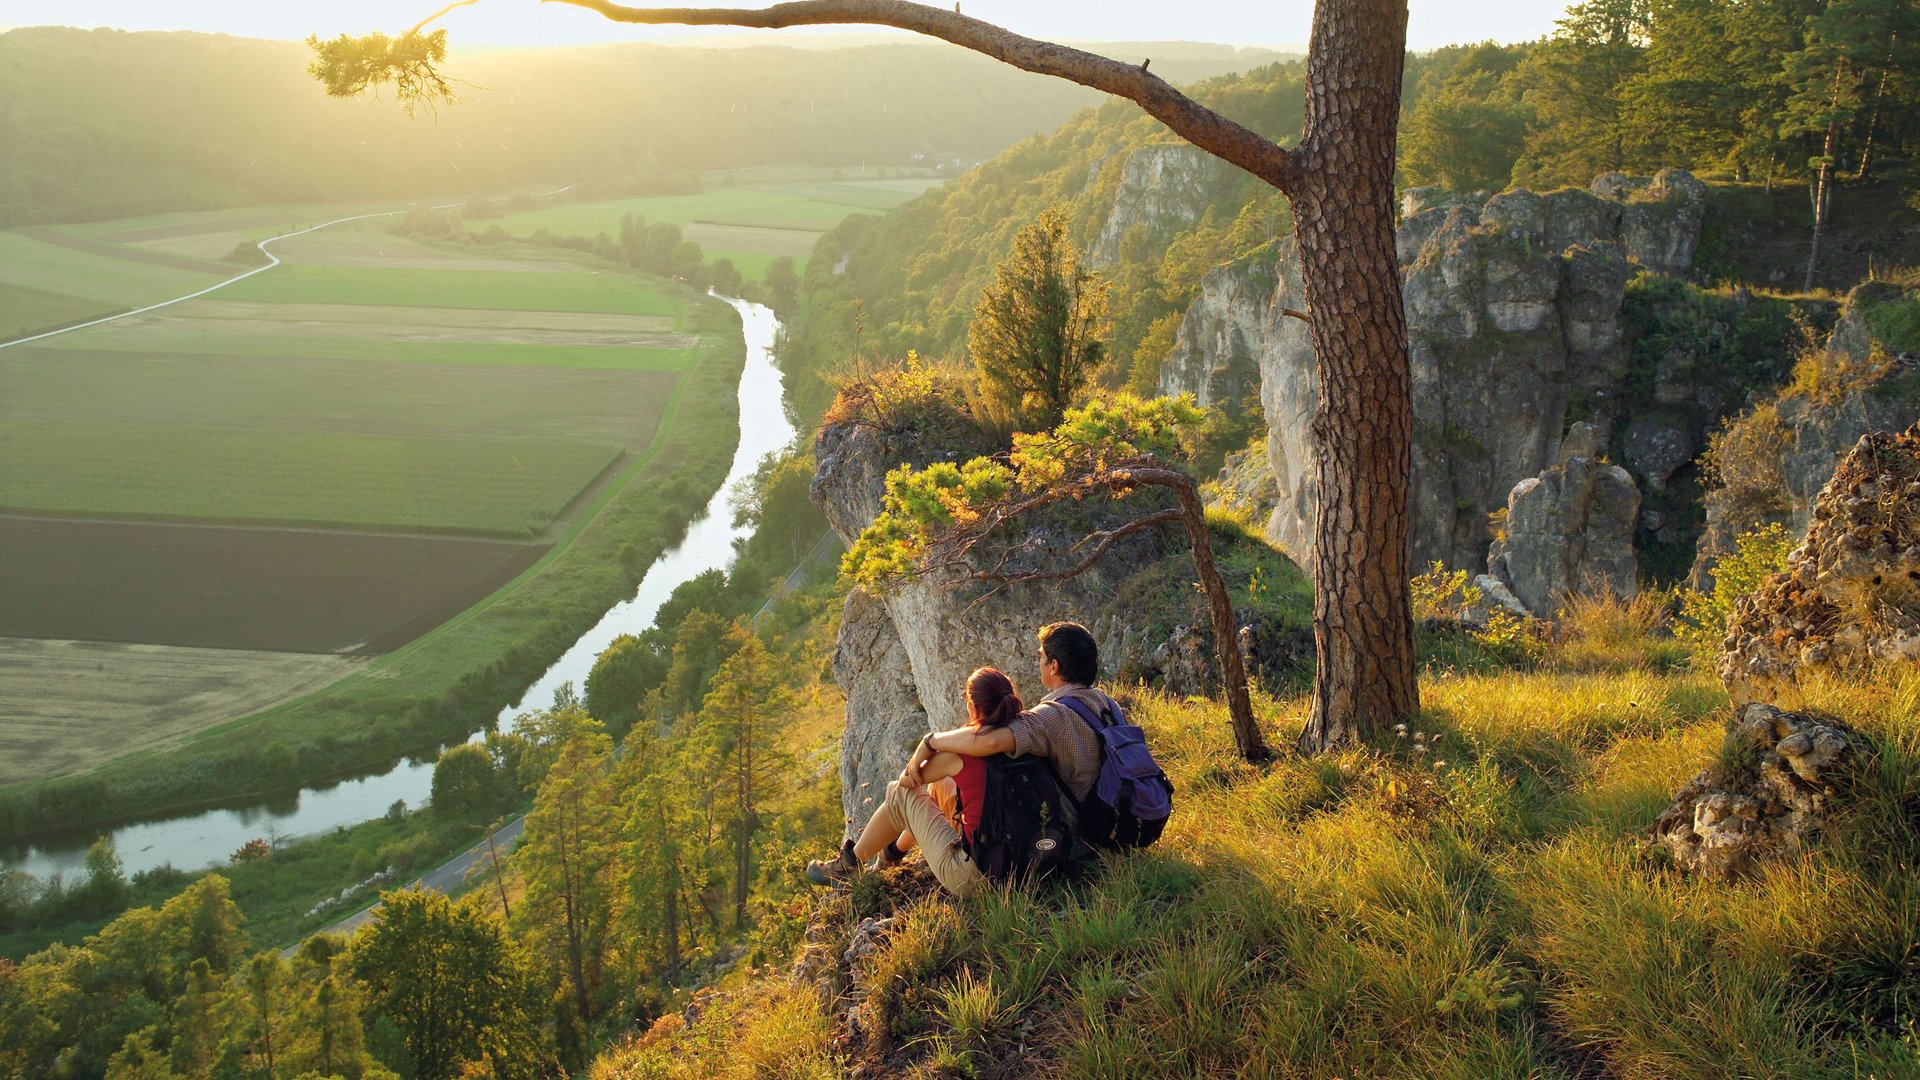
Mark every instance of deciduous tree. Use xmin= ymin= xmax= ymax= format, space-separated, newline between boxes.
xmin=349 ymin=889 xmax=547 ymax=1080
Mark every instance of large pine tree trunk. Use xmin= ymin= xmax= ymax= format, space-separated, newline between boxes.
xmin=1293 ymin=0 xmax=1420 ymax=752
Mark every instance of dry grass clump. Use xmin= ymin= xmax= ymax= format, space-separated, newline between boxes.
xmin=1554 ymin=588 xmax=1691 ymax=672
xmin=601 ymin=629 xmax=1920 ymax=1079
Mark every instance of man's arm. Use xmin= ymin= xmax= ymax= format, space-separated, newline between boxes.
xmin=929 ymin=725 xmax=1015 ymax=757
xmin=901 ymin=725 xmax=1014 ymax=787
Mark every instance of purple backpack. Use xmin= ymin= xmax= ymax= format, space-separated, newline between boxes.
xmin=1054 ymin=695 xmax=1174 ymax=849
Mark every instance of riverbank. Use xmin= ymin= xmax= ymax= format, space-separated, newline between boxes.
xmin=0 ymin=270 xmax=747 ymax=845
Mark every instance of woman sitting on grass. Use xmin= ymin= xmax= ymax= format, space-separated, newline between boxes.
xmin=806 ymin=667 xmax=1023 ymax=898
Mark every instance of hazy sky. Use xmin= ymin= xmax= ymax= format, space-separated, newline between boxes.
xmin=1 ymin=1 xmax=1568 ymax=51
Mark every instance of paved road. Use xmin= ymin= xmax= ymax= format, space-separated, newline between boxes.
xmin=307 ymin=815 xmax=527 ymax=943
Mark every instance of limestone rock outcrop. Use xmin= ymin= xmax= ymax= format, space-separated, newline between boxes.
xmin=1649 ymin=703 xmax=1858 ymax=878
xmin=1157 ymin=256 xmax=1276 ymax=408
xmin=1089 ymin=144 xmax=1226 ymax=267
xmin=814 ymin=414 xmax=1195 ymax=814
xmin=832 ymin=589 xmax=927 ymax=829
xmin=1252 ymin=170 xmax=1704 ymax=569
xmin=1203 ymin=445 xmax=1281 ymax=524
xmin=1488 ymin=456 xmax=1642 ymax=617
xmin=1719 ymin=423 xmax=1920 ymax=703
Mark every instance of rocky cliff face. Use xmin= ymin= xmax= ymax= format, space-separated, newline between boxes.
xmin=1089 ymin=145 xmax=1227 ymax=268
xmin=1156 ymin=256 xmax=1276 ymax=408
xmin=813 ymin=418 xmax=1172 ymax=826
xmin=1166 ymin=169 xmax=1708 ymax=572
xmin=1692 ymin=284 xmax=1920 ymax=586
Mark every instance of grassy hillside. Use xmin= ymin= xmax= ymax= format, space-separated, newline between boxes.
xmin=595 ymin=612 xmax=1920 ymax=1078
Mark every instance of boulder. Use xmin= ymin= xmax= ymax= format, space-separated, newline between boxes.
xmin=1649 ymin=703 xmax=1858 ymax=878
xmin=1616 ymin=168 xmax=1708 ymax=275
xmin=1488 ymin=456 xmax=1641 ymax=617
xmin=1622 ymin=417 xmax=1695 ymax=490
xmin=1719 ymin=422 xmax=1920 ymax=703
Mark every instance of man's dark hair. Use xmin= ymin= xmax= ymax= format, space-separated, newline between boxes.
xmin=1038 ymin=621 xmax=1098 ymax=685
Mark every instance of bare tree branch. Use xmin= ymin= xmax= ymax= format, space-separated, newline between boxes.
xmin=406 ymin=0 xmax=484 ymax=37
xmin=541 ymin=0 xmax=1301 ymax=193
xmin=963 ymin=508 xmax=1183 ymax=609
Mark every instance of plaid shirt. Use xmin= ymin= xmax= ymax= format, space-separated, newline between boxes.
xmin=1008 ymin=684 xmax=1117 ymax=802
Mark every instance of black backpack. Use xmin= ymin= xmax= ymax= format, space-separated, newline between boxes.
xmin=957 ymin=754 xmax=1074 ymax=883
xmin=1052 ymin=694 xmax=1174 ymax=850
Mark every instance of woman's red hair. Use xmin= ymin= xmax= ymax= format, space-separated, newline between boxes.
xmin=966 ymin=667 xmax=1023 ymax=729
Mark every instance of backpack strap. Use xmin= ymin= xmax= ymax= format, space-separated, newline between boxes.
xmin=1052 ymin=692 xmax=1116 ymax=733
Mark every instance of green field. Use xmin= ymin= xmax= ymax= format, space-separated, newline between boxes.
xmin=492 ymin=182 xmax=932 ymax=234
xmin=3 ymin=348 xmax=679 ymax=445
xmin=219 ymin=264 xmax=685 ymax=314
xmin=41 ymin=332 xmax=698 ymax=371
xmin=0 ymin=194 xmax=755 ymax=838
xmin=0 ymin=231 xmax=224 ymax=339
xmin=490 ymin=179 xmax=939 ymax=278
xmin=0 ymin=421 xmax=622 ymax=536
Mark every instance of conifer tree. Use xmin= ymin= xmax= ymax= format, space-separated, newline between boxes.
xmin=1781 ymin=0 xmax=1920 ymax=287
xmin=515 ymin=731 xmax=618 ymax=1064
xmin=693 ymin=629 xmax=793 ymax=927
xmin=968 ymin=205 xmax=1110 ymax=429
xmin=616 ymin=696 xmax=698 ymax=977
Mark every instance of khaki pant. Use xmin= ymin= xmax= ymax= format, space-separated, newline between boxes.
xmin=881 ymin=780 xmax=987 ymax=898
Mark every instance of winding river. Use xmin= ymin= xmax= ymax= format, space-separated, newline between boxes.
xmin=4 ymin=298 xmax=792 ymax=882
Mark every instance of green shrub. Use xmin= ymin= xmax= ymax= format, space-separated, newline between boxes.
xmin=1676 ymin=522 xmax=1794 ymax=652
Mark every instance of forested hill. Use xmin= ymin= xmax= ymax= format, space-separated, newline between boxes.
xmin=0 ymin=27 xmax=1292 ymax=226
xmin=778 ymin=59 xmax=1327 ymax=423
xmin=782 ymin=3 xmax=1920 ymax=423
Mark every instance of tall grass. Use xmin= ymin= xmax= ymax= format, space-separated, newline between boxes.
xmin=604 ymin=626 xmax=1920 ymax=1078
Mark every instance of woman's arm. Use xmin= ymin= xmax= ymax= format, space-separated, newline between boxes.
xmin=901 ymin=747 xmax=965 ymax=789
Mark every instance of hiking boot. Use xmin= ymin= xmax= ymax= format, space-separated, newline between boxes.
xmin=874 ymin=841 xmax=908 ymax=870
xmin=805 ymin=839 xmax=860 ymax=886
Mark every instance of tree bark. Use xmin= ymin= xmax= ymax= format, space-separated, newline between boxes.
xmin=1169 ymin=476 xmax=1270 ymax=760
xmin=1806 ymin=117 xmax=1836 ymax=293
xmin=1292 ymin=0 xmax=1419 ymax=751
